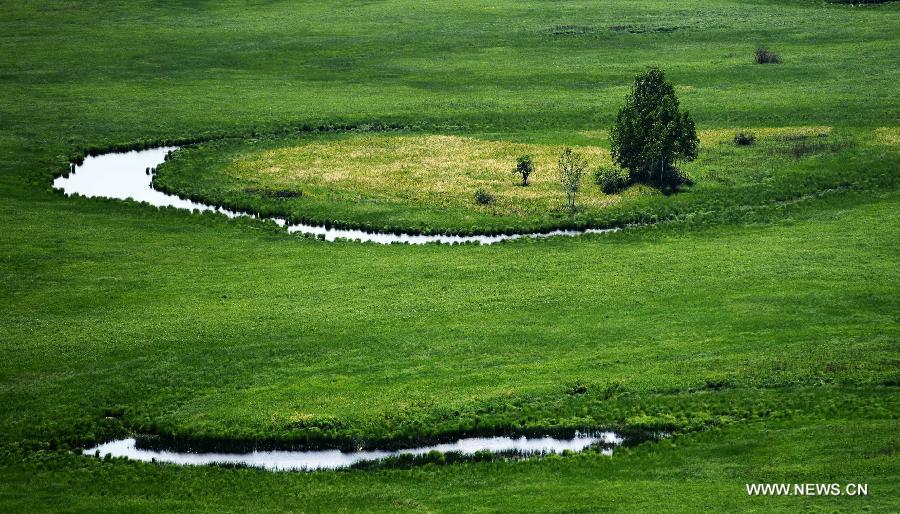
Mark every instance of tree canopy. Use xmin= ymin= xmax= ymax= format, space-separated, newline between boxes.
xmin=513 ymin=155 xmax=534 ymax=186
xmin=610 ymin=68 xmax=698 ymax=189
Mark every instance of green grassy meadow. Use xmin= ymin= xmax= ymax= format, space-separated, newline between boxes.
xmin=1 ymin=0 xmax=898 ymax=511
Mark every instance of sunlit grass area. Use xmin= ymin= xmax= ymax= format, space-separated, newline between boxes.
xmin=232 ymin=134 xmax=610 ymax=212
xmin=154 ymin=126 xmax=889 ymax=233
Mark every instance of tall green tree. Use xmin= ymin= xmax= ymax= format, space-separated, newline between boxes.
xmin=610 ymin=68 xmax=699 ymax=189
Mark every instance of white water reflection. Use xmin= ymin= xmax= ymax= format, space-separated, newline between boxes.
xmin=86 ymin=432 xmax=623 ymax=471
xmin=54 ymin=147 xmax=618 ymax=244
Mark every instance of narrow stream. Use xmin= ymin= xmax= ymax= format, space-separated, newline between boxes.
xmin=53 ymin=147 xmax=619 ymax=244
xmin=86 ymin=432 xmax=622 ymax=471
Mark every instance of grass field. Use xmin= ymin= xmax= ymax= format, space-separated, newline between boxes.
xmin=1 ymin=0 xmax=898 ymax=511
xmin=154 ymin=126 xmax=895 ymax=233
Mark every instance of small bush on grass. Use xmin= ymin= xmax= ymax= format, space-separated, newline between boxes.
xmin=566 ymin=380 xmax=590 ymax=395
xmin=755 ymin=47 xmax=781 ymax=64
xmin=733 ymin=131 xmax=756 ymax=146
xmin=594 ymin=165 xmax=630 ymax=194
xmin=473 ymin=189 xmax=495 ymax=205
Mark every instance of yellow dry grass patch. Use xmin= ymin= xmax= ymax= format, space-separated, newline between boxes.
xmin=230 ymin=135 xmax=618 ymax=214
xmin=874 ymin=127 xmax=900 ymax=147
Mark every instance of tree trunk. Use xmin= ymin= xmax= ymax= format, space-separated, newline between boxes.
xmin=660 ymin=158 xmax=665 ymax=188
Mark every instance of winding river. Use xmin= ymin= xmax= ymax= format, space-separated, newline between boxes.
xmin=86 ymin=432 xmax=623 ymax=471
xmin=53 ymin=147 xmax=619 ymax=245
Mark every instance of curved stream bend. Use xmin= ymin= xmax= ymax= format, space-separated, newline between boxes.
xmin=86 ymin=432 xmax=623 ymax=471
xmin=54 ymin=147 xmax=619 ymax=245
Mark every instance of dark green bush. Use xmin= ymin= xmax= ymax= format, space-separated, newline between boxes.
xmin=755 ymin=47 xmax=781 ymax=64
xmin=594 ymin=165 xmax=630 ymax=194
xmin=473 ymin=189 xmax=494 ymax=205
xmin=734 ymin=131 xmax=756 ymax=146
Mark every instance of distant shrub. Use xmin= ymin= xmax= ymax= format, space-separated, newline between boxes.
xmin=593 ymin=165 xmax=630 ymax=194
xmin=704 ymin=375 xmax=732 ymax=390
xmin=566 ymin=380 xmax=590 ymax=395
xmin=473 ymin=189 xmax=494 ymax=205
xmin=733 ymin=131 xmax=756 ymax=146
xmin=754 ymin=47 xmax=781 ymax=64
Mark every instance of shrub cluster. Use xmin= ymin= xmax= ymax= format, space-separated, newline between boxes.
xmin=733 ymin=131 xmax=756 ymax=146
xmin=593 ymin=165 xmax=630 ymax=194
xmin=473 ymin=189 xmax=494 ymax=205
xmin=755 ymin=47 xmax=781 ymax=64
